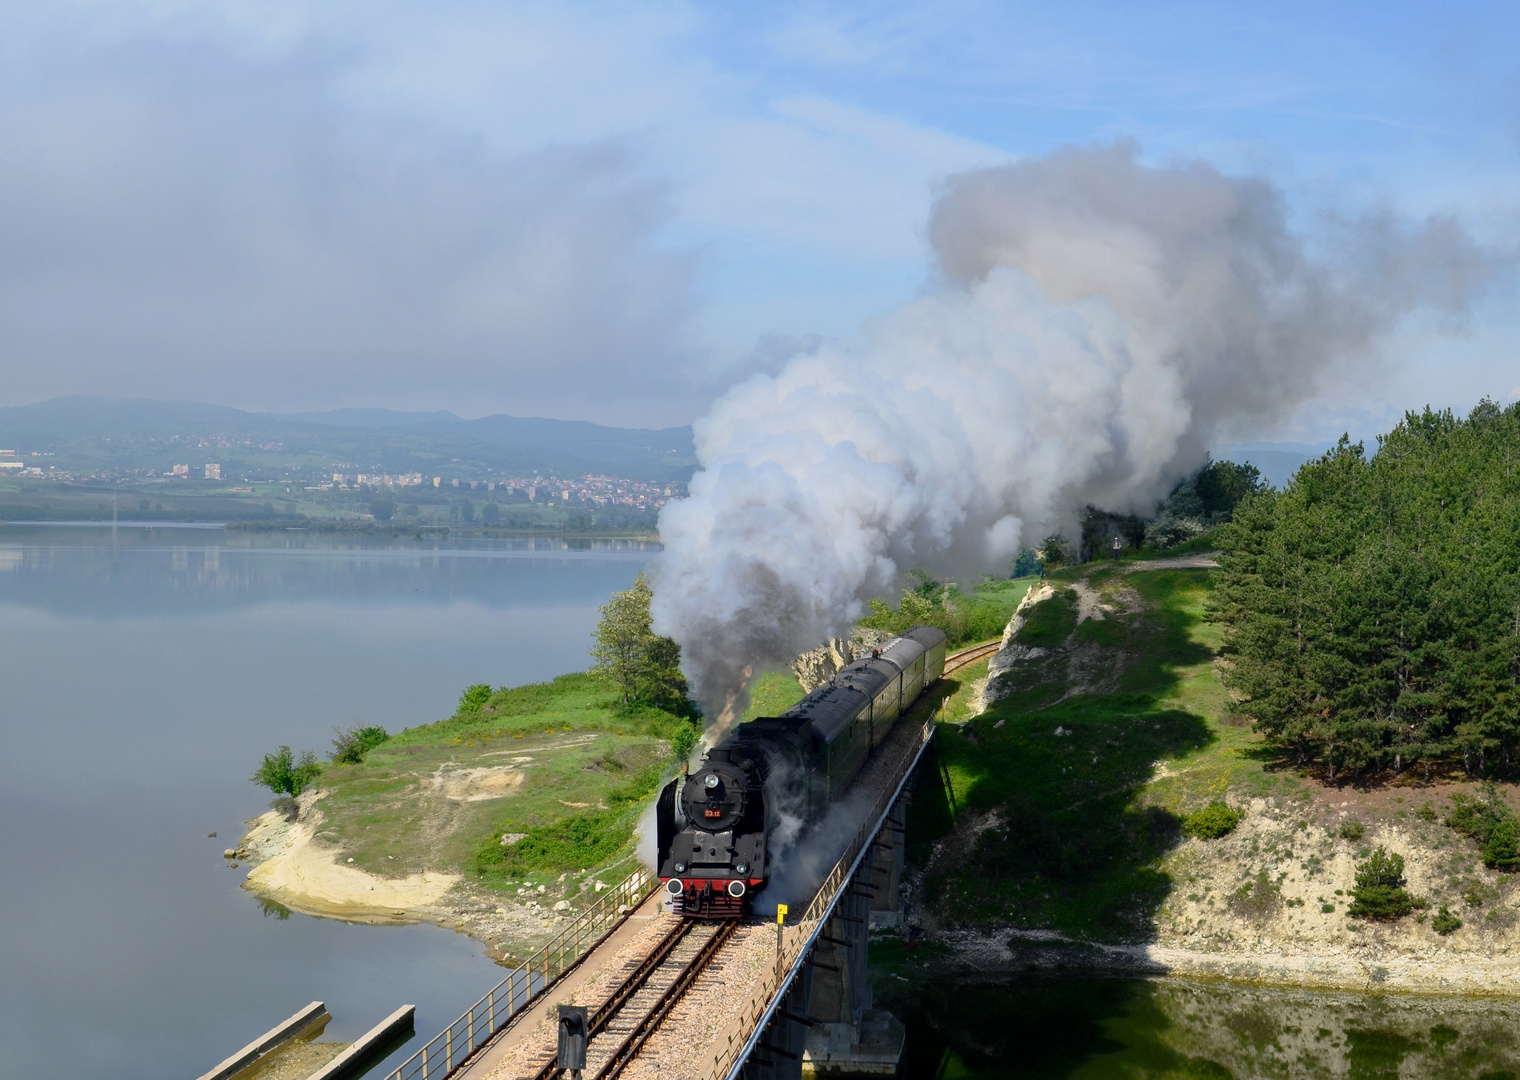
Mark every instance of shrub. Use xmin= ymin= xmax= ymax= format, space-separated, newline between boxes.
xmin=1348 ymin=846 xmax=1414 ymax=920
xmin=1229 ymin=869 xmax=1282 ymax=922
xmin=1338 ymin=820 xmax=1365 ymax=841
xmin=252 ymin=745 xmax=322 ymax=797
xmin=1416 ymin=802 xmax=1438 ymax=822
xmin=331 ymin=724 xmax=390 ymax=765
xmin=458 ymin=683 xmax=493 ymax=712
xmin=1183 ymin=801 xmax=1241 ymax=840
xmin=473 ymin=765 xmax=663 ymax=880
xmin=1484 ymin=818 xmax=1520 ymax=870
xmin=475 ymin=807 xmax=634 ymax=877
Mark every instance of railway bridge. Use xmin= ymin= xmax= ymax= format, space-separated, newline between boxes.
xmin=378 ymin=642 xmax=996 ymax=1080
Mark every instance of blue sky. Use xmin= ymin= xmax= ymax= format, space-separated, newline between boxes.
xmin=0 ymin=1 xmax=1516 ymax=435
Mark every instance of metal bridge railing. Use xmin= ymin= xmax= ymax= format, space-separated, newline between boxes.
xmin=704 ymin=716 xmax=937 ymax=1080
xmin=381 ymin=869 xmax=656 ymax=1080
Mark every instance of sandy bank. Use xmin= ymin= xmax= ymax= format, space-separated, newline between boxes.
xmin=240 ymin=800 xmax=459 ymax=923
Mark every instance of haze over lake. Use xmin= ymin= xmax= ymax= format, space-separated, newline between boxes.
xmin=0 ymin=525 xmax=654 ymax=1080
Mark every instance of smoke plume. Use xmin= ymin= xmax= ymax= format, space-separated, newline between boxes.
xmin=650 ymin=142 xmax=1493 ymax=717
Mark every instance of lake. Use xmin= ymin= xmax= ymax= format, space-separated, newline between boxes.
xmin=0 ymin=524 xmax=655 ymax=1079
xmin=898 ymin=972 xmax=1520 ymax=1077
xmin=10 ymin=525 xmax=1520 ymax=1080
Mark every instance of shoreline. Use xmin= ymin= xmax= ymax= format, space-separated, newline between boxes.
xmin=917 ymin=926 xmax=1520 ymax=996
xmin=238 ymin=801 xmax=1520 ymax=999
xmin=236 ymin=794 xmax=601 ymax=962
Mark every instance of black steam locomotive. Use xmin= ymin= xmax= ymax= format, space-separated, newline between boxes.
xmin=655 ymin=626 xmax=947 ymax=917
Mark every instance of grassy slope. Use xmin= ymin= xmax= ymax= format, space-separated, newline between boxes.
xmin=742 ymin=670 xmax=807 ymax=721
xmin=304 ymin=575 xmax=1057 ymax=896
xmin=911 ymin=563 xmax=1301 ymax=942
xmin=313 ymin=672 xmax=691 ymax=888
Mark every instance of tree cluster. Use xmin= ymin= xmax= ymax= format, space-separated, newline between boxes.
xmin=1214 ymin=401 xmax=1520 ymax=781
xmin=251 ymin=745 xmax=321 ymax=797
xmin=1142 ymin=457 xmax=1263 ymax=550
xmin=590 ymin=572 xmax=689 ymax=713
xmin=859 ymin=571 xmax=1022 ymax=647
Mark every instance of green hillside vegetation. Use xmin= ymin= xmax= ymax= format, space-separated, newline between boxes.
xmin=313 ymin=671 xmax=694 ymax=883
xmin=265 ymin=576 xmax=698 ymax=896
xmin=742 ymin=670 xmax=808 ymax=721
xmin=1215 ymin=400 xmax=1520 ymax=782
xmin=861 ymin=574 xmax=1035 ymax=648
xmin=909 ymin=564 xmax=1299 ymax=941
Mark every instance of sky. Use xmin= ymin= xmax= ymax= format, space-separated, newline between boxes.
xmin=0 ymin=0 xmax=1517 ymax=435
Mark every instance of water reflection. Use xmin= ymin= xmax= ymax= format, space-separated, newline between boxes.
xmin=0 ymin=524 xmax=658 ymax=617
xmin=0 ymin=526 xmax=653 ymax=1079
xmin=900 ymin=976 xmax=1520 ymax=1079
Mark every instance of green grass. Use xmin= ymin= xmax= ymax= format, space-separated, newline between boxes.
xmin=1013 ymin=586 xmax=1078 ymax=648
xmin=312 ymin=671 xmax=696 ymax=888
xmin=742 ymin=670 xmax=807 ymax=721
xmin=908 ymin=562 xmax=1301 ymax=943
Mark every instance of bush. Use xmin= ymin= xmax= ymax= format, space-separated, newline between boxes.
xmin=473 ymin=765 xmax=662 ymax=879
xmin=331 ymin=724 xmax=390 ymax=765
xmin=1183 ymin=801 xmax=1241 ymax=840
xmin=369 ymin=495 xmax=395 ymax=521
xmin=252 ymin=745 xmax=322 ymax=797
xmin=1338 ymin=820 xmax=1365 ymax=841
xmin=1348 ymin=846 xmax=1414 ymax=920
xmin=1444 ymin=787 xmax=1520 ymax=869
xmin=1485 ymin=818 xmax=1520 ymax=870
xmin=458 ymin=683 xmax=493 ymax=712
xmin=475 ymin=807 xmax=634 ymax=878
xmin=1432 ymin=905 xmax=1463 ymax=934
xmin=1229 ymin=869 xmax=1282 ymax=922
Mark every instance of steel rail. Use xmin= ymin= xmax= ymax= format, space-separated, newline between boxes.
xmin=529 ymin=918 xmax=697 ymax=1080
xmin=709 ymin=715 xmax=938 ymax=1080
xmin=940 ymin=639 xmax=1001 ymax=677
xmin=592 ymin=919 xmax=740 ymax=1080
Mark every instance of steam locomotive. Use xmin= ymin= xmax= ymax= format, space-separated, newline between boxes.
xmin=655 ymin=626 xmax=947 ymax=917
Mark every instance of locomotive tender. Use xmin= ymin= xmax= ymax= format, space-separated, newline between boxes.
xmin=656 ymin=625 xmax=947 ymax=917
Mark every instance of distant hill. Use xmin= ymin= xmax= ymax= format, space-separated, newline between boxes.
xmin=0 ymin=397 xmax=697 ymax=482
xmin=273 ymin=408 xmax=465 ymax=429
xmin=1222 ymin=442 xmax=1333 ymax=489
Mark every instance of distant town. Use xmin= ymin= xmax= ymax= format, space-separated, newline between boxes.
xmin=0 ymin=449 xmax=681 ymax=509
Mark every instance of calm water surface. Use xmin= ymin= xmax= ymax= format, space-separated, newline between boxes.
xmin=0 ymin=525 xmax=654 ymax=1079
xmin=12 ymin=526 xmax=1519 ymax=1080
xmin=901 ymin=975 xmax=1520 ymax=1078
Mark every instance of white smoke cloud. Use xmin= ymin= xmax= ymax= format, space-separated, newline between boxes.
xmin=650 ymin=142 xmax=1497 ymax=715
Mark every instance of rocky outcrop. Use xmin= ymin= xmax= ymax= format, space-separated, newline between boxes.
xmin=972 ymin=582 xmax=1055 ymax=713
xmin=791 ymin=627 xmax=896 ymax=692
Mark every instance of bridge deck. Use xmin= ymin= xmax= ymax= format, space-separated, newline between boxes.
xmin=452 ymin=892 xmax=666 ymax=1079
xmin=428 ymin=645 xmax=974 ymax=1080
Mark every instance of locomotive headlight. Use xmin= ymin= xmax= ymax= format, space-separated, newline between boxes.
xmin=704 ymin=773 xmax=720 ymax=789
xmin=674 ymin=861 xmax=686 ymax=873
xmin=735 ymin=862 xmax=748 ymax=875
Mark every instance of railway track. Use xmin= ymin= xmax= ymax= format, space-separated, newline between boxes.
xmin=941 ymin=638 xmax=1001 ymax=676
xmin=530 ymin=918 xmax=739 ymax=1080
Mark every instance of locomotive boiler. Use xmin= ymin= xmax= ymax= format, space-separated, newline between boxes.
xmin=655 ymin=625 xmax=946 ymax=917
